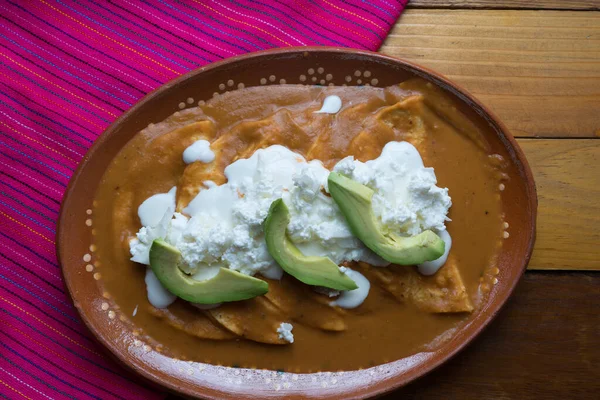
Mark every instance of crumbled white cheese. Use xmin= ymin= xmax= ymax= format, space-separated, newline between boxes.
xmin=183 ymin=140 xmax=215 ymax=164
xmin=130 ymin=187 xmax=179 ymax=265
xmin=129 ymin=216 xmax=169 ymax=265
xmin=277 ymin=322 xmax=294 ymax=343
xmin=129 ymin=209 xmax=188 ymax=266
xmin=167 ymin=212 xmax=189 ymax=248
xmin=176 ymin=145 xmax=379 ymax=276
xmin=333 ymin=141 xmax=451 ymax=236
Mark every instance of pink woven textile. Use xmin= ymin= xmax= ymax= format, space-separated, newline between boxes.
xmin=0 ymin=1 xmax=406 ymax=398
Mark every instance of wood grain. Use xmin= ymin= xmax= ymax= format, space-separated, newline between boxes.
xmin=380 ymin=10 xmax=600 ymax=137
xmin=408 ymin=0 xmax=600 ymax=11
xmin=518 ymin=139 xmax=600 ymax=271
xmin=382 ymin=271 xmax=600 ymax=399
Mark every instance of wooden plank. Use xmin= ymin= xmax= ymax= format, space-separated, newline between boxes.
xmin=382 ymin=271 xmax=600 ymax=399
xmin=519 ymin=139 xmax=600 ymax=270
xmin=380 ymin=10 xmax=600 ymax=137
xmin=407 ymin=0 xmax=600 ymax=11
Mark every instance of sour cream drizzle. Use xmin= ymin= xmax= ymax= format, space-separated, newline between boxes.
xmin=330 ymin=268 xmax=371 ymax=309
xmin=314 ymin=95 xmax=342 ymax=114
xmin=417 ymin=229 xmax=452 ymax=276
xmin=183 ymin=139 xmax=215 ymax=164
xmin=137 ymin=187 xmax=176 ymax=227
xmin=145 ymin=268 xmax=176 ymax=308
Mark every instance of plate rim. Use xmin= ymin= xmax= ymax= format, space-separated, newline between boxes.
xmin=56 ymin=46 xmax=537 ymax=399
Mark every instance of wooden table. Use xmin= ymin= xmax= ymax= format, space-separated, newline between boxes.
xmin=378 ymin=1 xmax=600 ymax=398
xmin=169 ymin=2 xmax=599 ymax=398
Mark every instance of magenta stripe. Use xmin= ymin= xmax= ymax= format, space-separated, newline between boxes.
xmin=0 ymin=252 xmax=64 ymax=293
xmin=234 ymin=0 xmax=331 ymax=45
xmin=0 ymin=152 xmax=68 ymax=191
xmin=0 ymin=39 xmax=129 ymax=110
xmin=0 ymin=315 xmax=154 ymax=400
xmin=0 ymin=351 xmax=78 ymax=400
xmin=0 ymin=364 xmax=55 ymax=400
xmin=271 ymin=0 xmax=365 ymax=47
xmin=96 ymin=1 xmax=222 ymax=61
xmin=0 ymin=230 xmax=58 ymax=268
xmin=1 ymin=135 xmax=75 ymax=175
xmin=0 ymin=308 xmax=142 ymax=383
xmin=0 ymin=171 xmax=61 ymax=208
xmin=73 ymin=0 xmax=210 ymax=65
xmin=0 ymin=249 xmax=62 ymax=287
xmin=0 ymin=282 xmax=84 ymax=336
xmin=0 ymin=336 xmax=98 ymax=399
xmin=0 ymin=19 xmax=142 ymax=100
xmin=1 ymin=85 xmax=97 ymax=142
xmin=1 ymin=331 xmax=126 ymax=400
xmin=0 ymin=184 xmax=59 ymax=220
xmin=0 ymin=109 xmax=86 ymax=158
xmin=1 ymin=5 xmax=157 ymax=90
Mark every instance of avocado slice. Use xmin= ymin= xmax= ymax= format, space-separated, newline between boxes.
xmin=328 ymin=172 xmax=445 ymax=265
xmin=264 ymin=199 xmax=358 ymax=291
xmin=149 ymin=239 xmax=268 ymax=304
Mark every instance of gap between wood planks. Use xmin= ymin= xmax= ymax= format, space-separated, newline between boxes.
xmin=406 ymin=0 xmax=600 ymax=11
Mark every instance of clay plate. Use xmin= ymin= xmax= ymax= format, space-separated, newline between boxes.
xmin=57 ymin=48 xmax=537 ymax=399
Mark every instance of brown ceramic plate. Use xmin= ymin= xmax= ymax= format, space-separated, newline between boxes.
xmin=57 ymin=48 xmax=537 ymax=399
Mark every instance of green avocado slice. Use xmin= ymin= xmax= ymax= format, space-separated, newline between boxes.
xmin=264 ymin=199 xmax=358 ymax=291
xmin=328 ymin=172 xmax=445 ymax=265
xmin=149 ymin=239 xmax=268 ymax=304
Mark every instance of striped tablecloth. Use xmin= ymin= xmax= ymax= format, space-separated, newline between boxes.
xmin=0 ymin=1 xmax=406 ymax=398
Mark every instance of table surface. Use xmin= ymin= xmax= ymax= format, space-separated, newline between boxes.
xmin=385 ymin=2 xmax=600 ymax=398
xmin=170 ymin=1 xmax=600 ymax=398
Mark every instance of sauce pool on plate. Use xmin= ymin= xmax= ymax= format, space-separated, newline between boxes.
xmin=92 ymin=79 xmax=506 ymax=372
